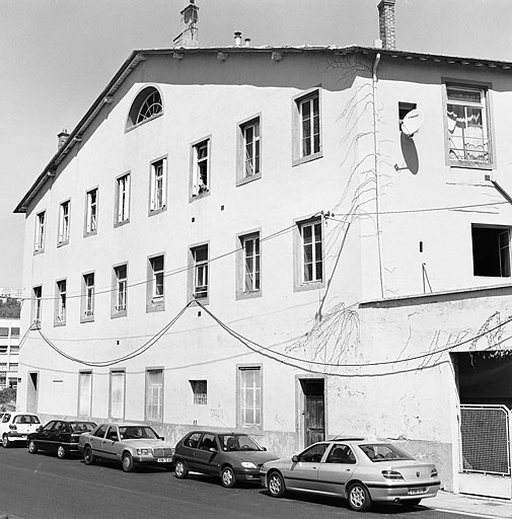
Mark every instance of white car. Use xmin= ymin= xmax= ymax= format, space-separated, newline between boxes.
xmin=0 ymin=412 xmax=41 ymax=448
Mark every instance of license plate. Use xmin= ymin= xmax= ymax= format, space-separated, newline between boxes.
xmin=157 ymin=458 xmax=172 ymax=463
xmin=408 ymin=487 xmax=427 ymax=495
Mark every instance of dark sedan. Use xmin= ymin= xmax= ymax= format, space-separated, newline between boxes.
xmin=174 ymin=431 xmax=278 ymax=487
xmin=27 ymin=420 xmax=96 ymax=459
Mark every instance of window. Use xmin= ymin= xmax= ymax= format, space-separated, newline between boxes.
xmin=191 ymin=139 xmax=210 ymax=198
xmin=0 ymin=328 xmax=8 ymax=338
xmin=109 ymin=370 xmax=125 ymax=419
xmin=55 ymin=280 xmax=67 ymax=325
xmin=81 ymin=273 xmax=95 ymax=321
xmin=472 ymin=225 xmax=511 ymax=277
xmin=294 ymin=218 xmax=324 ymax=290
xmin=78 ymin=371 xmax=92 ymax=417
xmin=237 ymin=367 xmax=262 ymax=429
xmin=10 ymin=328 xmax=19 ymax=339
xmin=398 ymin=102 xmax=417 ymax=131
xmin=190 ymin=244 xmax=208 ymax=300
xmin=297 ymin=443 xmax=329 ymax=463
xmin=293 ymin=90 xmax=321 ymax=164
xmin=237 ymin=117 xmax=261 ymax=183
xmin=145 ymin=369 xmax=163 ymax=422
xmin=85 ymin=188 xmax=98 ymax=235
xmin=237 ymin=232 xmax=261 ymax=299
xmin=58 ymin=200 xmax=71 ymax=245
xmin=147 ymin=255 xmax=165 ymax=311
xmin=149 ymin=158 xmax=167 ymax=214
xmin=32 ymin=286 xmax=42 ymax=325
xmin=127 ymin=86 xmax=163 ymax=128
xmin=115 ymin=173 xmax=130 ymax=225
xmin=34 ymin=211 xmax=46 ymax=252
xmin=112 ymin=264 xmax=127 ymax=316
xmin=190 ymin=380 xmax=207 ymax=405
xmin=446 ymin=85 xmax=491 ymax=165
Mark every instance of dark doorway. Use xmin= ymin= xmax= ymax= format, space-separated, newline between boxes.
xmin=300 ymin=378 xmax=325 ymax=447
xmin=27 ymin=372 xmax=39 ymax=413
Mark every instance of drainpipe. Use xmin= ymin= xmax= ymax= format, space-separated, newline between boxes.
xmin=372 ymin=51 xmax=385 ymax=299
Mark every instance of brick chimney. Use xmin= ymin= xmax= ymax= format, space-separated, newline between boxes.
xmin=378 ymin=0 xmax=396 ymax=50
xmin=173 ymin=0 xmax=199 ymax=47
xmin=57 ymin=129 xmax=69 ymax=150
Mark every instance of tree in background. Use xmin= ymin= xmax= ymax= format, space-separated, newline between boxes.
xmin=0 ymin=298 xmax=21 ymax=318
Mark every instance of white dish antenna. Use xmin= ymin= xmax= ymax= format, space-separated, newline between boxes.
xmin=401 ymin=109 xmax=424 ymax=137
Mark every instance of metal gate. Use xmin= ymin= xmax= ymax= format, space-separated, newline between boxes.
xmin=459 ymin=404 xmax=512 ymax=498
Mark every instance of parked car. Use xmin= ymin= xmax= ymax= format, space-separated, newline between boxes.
xmin=260 ymin=438 xmax=441 ymax=512
xmin=0 ymin=412 xmax=41 ymax=448
xmin=27 ymin=419 xmax=97 ymax=459
xmin=173 ymin=431 xmax=278 ymax=487
xmin=78 ymin=423 xmax=174 ymax=472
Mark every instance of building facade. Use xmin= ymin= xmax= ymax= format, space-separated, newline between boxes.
xmin=14 ymin=4 xmax=512 ymax=498
xmin=0 ymin=318 xmax=20 ymax=391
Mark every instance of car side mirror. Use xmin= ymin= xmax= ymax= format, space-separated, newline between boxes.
xmin=36 ymin=426 xmax=42 ymax=432
xmin=292 ymin=455 xmax=299 ymax=463
xmin=209 ymin=447 xmax=218 ymax=453
xmin=261 ymin=446 xmax=267 ymax=451
xmin=160 ymin=436 xmax=165 ymax=441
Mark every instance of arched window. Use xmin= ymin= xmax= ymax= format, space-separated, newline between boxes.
xmin=127 ymin=87 xmax=163 ymax=128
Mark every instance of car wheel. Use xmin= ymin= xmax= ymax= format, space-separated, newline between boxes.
xmin=401 ymin=498 xmax=422 ymax=508
xmin=268 ymin=471 xmax=286 ymax=497
xmin=57 ymin=445 xmax=66 ymax=459
xmin=84 ymin=445 xmax=95 ymax=465
xmin=122 ymin=452 xmax=135 ymax=472
xmin=220 ymin=466 xmax=236 ymax=488
xmin=174 ymin=459 xmax=188 ymax=479
xmin=2 ymin=435 xmax=10 ymax=448
xmin=348 ymin=482 xmax=372 ymax=512
xmin=28 ymin=440 xmax=38 ymax=454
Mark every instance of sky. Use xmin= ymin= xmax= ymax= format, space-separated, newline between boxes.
xmin=1 ymin=0 xmax=511 ymax=289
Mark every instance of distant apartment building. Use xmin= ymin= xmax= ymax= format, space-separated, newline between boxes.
xmin=13 ymin=0 xmax=512 ymax=498
xmin=0 ymin=318 xmax=20 ymax=390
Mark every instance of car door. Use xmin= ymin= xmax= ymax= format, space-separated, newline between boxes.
xmin=46 ymin=421 xmax=63 ymax=453
xmin=317 ymin=443 xmax=358 ymax=496
xmin=100 ymin=426 xmax=121 ymax=460
xmin=284 ymin=443 xmax=329 ymax=492
xmin=193 ymin=433 xmax=219 ymax=475
xmin=88 ymin=424 xmax=109 ymax=458
xmin=34 ymin=421 xmax=56 ymax=451
xmin=179 ymin=432 xmax=203 ymax=471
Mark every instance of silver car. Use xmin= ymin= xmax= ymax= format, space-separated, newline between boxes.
xmin=78 ymin=423 xmax=174 ymax=472
xmin=260 ymin=438 xmax=441 ymax=512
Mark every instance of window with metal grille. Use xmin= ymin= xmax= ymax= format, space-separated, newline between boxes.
xmin=190 ymin=380 xmax=207 ymax=405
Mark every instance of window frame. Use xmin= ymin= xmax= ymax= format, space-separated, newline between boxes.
xmin=236 ymin=365 xmax=263 ymax=430
xmin=114 ymin=172 xmax=131 ymax=227
xmin=32 ymin=286 xmax=43 ymax=327
xmin=84 ymin=187 xmax=98 ymax=236
xmin=292 ymin=88 xmax=323 ymax=166
xmin=111 ymin=263 xmax=128 ymax=318
xmin=145 ymin=368 xmax=164 ymax=423
xmin=54 ymin=279 xmax=67 ymax=326
xmin=147 ymin=254 xmax=165 ymax=312
xmin=57 ymin=199 xmax=71 ymax=246
xmin=77 ymin=371 xmax=93 ymax=417
xmin=293 ymin=216 xmax=325 ymax=292
xmin=471 ymin=224 xmax=511 ymax=278
xmin=81 ymin=271 xmax=95 ymax=322
xmin=190 ymin=380 xmax=208 ymax=405
xmin=126 ymin=85 xmax=164 ymax=130
xmin=237 ymin=115 xmax=262 ymax=186
xmin=443 ymin=80 xmax=494 ymax=169
xmin=189 ymin=243 xmax=209 ymax=302
xmin=148 ymin=157 xmax=168 ymax=215
xmin=109 ymin=369 xmax=126 ymax=420
xmin=190 ymin=137 xmax=211 ymax=200
xmin=34 ymin=210 xmax=46 ymax=253
xmin=236 ymin=230 xmax=262 ymax=300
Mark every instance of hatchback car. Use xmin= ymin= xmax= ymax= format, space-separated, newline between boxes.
xmin=260 ymin=438 xmax=441 ymax=511
xmin=173 ymin=431 xmax=278 ymax=487
xmin=27 ymin=419 xmax=96 ymax=459
xmin=0 ymin=412 xmax=41 ymax=448
xmin=78 ymin=423 xmax=175 ymax=472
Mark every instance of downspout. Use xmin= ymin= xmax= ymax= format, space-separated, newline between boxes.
xmin=372 ymin=51 xmax=385 ymax=298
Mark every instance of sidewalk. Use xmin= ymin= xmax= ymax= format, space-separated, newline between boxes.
xmin=427 ymin=491 xmax=512 ymax=518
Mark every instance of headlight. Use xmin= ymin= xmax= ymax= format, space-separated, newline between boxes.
xmin=136 ymin=448 xmax=151 ymax=456
xmin=241 ymin=462 xmax=257 ymax=469
xmin=381 ymin=470 xmax=404 ymax=480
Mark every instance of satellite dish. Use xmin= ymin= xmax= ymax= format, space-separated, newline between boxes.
xmin=401 ymin=109 xmax=424 ymax=137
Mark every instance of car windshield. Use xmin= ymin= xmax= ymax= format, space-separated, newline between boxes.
xmin=119 ymin=426 xmax=159 ymax=440
xmin=358 ymin=443 xmax=414 ymax=462
xmin=14 ymin=415 xmax=40 ymax=425
xmin=70 ymin=422 xmax=95 ymax=433
xmin=219 ymin=434 xmax=261 ymax=451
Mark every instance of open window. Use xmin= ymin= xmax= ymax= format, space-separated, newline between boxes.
xmin=472 ymin=225 xmax=511 ymax=277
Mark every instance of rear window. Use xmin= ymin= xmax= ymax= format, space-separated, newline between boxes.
xmin=359 ymin=443 xmax=414 ymax=462
xmin=70 ymin=422 xmax=95 ymax=433
xmin=14 ymin=415 xmax=40 ymax=425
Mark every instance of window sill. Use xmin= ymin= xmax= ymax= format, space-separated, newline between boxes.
xmin=148 ymin=207 xmax=167 ymax=217
xmin=190 ymin=191 xmax=210 ymax=203
xmin=54 ymin=320 xmax=66 ymax=327
xmin=294 ymin=280 xmax=325 ymax=293
xmin=147 ymin=303 xmax=165 ymax=313
xmin=114 ymin=219 xmax=130 ymax=228
xmin=33 ymin=249 xmax=45 ymax=256
xmin=236 ymin=289 xmax=262 ymax=301
xmin=236 ymin=174 xmax=261 ymax=187
xmin=125 ymin=112 xmax=163 ymax=133
xmin=293 ymin=151 xmax=323 ymax=167
xmin=449 ymin=160 xmax=493 ymax=171
xmin=111 ymin=310 xmax=127 ymax=319
xmin=80 ymin=315 xmax=95 ymax=323
xmin=84 ymin=230 xmax=98 ymax=238
xmin=57 ymin=240 xmax=69 ymax=248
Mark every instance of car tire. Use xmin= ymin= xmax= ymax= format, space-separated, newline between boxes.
xmin=348 ymin=482 xmax=372 ymax=512
xmin=28 ymin=440 xmax=38 ymax=454
xmin=220 ymin=466 xmax=236 ymax=488
xmin=2 ymin=435 xmax=10 ymax=448
xmin=122 ymin=452 xmax=135 ymax=472
xmin=401 ymin=498 xmax=422 ymax=508
xmin=57 ymin=445 xmax=66 ymax=459
xmin=84 ymin=445 xmax=95 ymax=465
xmin=268 ymin=471 xmax=286 ymax=498
xmin=174 ymin=460 xmax=188 ymax=479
